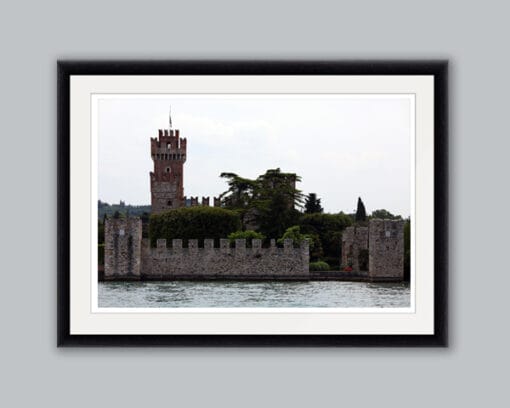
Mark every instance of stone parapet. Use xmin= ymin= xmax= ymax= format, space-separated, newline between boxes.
xmin=130 ymin=238 xmax=310 ymax=280
xmin=107 ymin=226 xmax=310 ymax=281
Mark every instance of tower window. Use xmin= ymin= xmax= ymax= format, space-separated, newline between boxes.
xmin=167 ymin=200 xmax=172 ymax=206
xmin=167 ymin=143 xmax=171 ymax=149
xmin=165 ymin=167 xmax=171 ymax=173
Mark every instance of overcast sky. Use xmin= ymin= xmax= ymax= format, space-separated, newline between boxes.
xmin=98 ymin=95 xmax=411 ymax=216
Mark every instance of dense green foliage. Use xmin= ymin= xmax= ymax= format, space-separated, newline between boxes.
xmin=309 ymin=261 xmax=330 ymax=271
xmin=298 ymin=213 xmax=352 ymax=267
xmin=304 ymin=193 xmax=323 ymax=214
xmin=228 ymin=230 xmax=265 ymax=247
xmin=98 ymin=200 xmax=151 ymax=220
xmin=371 ymin=209 xmax=403 ymax=220
xmin=98 ymin=243 xmax=105 ymax=265
xmin=277 ymin=225 xmax=307 ymax=245
xmin=149 ymin=206 xmax=241 ymax=247
xmin=220 ymin=168 xmax=303 ymax=238
xmin=278 ymin=226 xmax=322 ymax=259
xmin=98 ymin=219 xmax=105 ymax=244
xmin=219 ymin=172 xmax=258 ymax=228
xmin=355 ymin=197 xmax=367 ymax=222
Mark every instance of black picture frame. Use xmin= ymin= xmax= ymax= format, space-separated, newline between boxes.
xmin=57 ymin=60 xmax=448 ymax=347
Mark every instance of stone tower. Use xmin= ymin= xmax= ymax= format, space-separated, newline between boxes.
xmin=368 ymin=219 xmax=405 ymax=281
xmin=104 ymin=217 xmax=143 ymax=279
xmin=150 ymin=123 xmax=187 ymax=214
xmin=341 ymin=219 xmax=405 ymax=281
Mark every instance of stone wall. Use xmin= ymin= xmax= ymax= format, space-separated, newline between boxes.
xmin=368 ymin=219 xmax=405 ymax=281
xmin=341 ymin=219 xmax=405 ymax=281
xmin=104 ymin=217 xmax=403 ymax=282
xmin=105 ymin=218 xmax=310 ymax=280
xmin=104 ymin=217 xmax=143 ymax=280
xmin=341 ymin=226 xmax=368 ymax=272
xmin=140 ymin=238 xmax=310 ymax=280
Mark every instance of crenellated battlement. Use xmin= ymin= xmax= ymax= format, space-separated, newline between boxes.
xmin=151 ymin=237 xmax=308 ymax=251
xmin=183 ymin=196 xmax=222 ymax=207
xmin=151 ymin=129 xmax=187 ymax=160
xmin=104 ymin=219 xmax=310 ymax=280
xmin=141 ymin=236 xmax=309 ymax=280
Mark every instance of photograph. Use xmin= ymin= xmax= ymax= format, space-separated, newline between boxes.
xmin=58 ymin=61 xmax=446 ymax=345
xmin=96 ymin=94 xmax=413 ymax=309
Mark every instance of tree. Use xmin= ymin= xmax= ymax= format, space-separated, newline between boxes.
xmin=219 ymin=168 xmax=303 ymax=237
xmin=370 ymin=209 xmax=403 ymax=220
xmin=277 ymin=225 xmax=323 ymax=260
xmin=219 ymin=172 xmax=258 ymax=229
xmin=304 ymin=193 xmax=323 ymax=214
xmin=277 ymin=225 xmax=308 ymax=245
xmin=256 ymin=191 xmax=301 ymax=239
xmin=252 ymin=168 xmax=303 ymax=238
xmin=355 ymin=197 xmax=367 ymax=223
xmin=298 ymin=212 xmax=352 ymax=266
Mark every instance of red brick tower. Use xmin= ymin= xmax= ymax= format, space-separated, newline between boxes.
xmin=150 ymin=113 xmax=187 ymax=213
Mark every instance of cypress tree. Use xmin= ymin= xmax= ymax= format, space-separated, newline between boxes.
xmin=355 ymin=197 xmax=367 ymax=222
xmin=304 ymin=193 xmax=324 ymax=214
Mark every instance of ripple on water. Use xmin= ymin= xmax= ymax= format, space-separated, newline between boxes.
xmin=98 ymin=280 xmax=411 ymax=308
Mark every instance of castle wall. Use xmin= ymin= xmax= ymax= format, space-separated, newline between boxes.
xmin=183 ymin=196 xmax=221 ymax=207
xmin=104 ymin=217 xmax=143 ymax=280
xmin=105 ymin=219 xmax=309 ymax=280
xmin=140 ymin=238 xmax=310 ymax=280
xmin=104 ymin=218 xmax=403 ymax=281
xmin=368 ymin=219 xmax=404 ymax=281
xmin=341 ymin=226 xmax=369 ymax=272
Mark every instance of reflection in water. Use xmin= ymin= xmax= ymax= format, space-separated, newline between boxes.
xmin=99 ymin=280 xmax=410 ymax=308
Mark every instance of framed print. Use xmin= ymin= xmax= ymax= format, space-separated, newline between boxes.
xmin=57 ymin=60 xmax=448 ymax=346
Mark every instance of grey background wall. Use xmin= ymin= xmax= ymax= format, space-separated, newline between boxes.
xmin=1 ymin=0 xmax=508 ymax=406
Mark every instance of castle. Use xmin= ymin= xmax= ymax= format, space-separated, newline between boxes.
xmin=150 ymin=116 xmax=220 ymax=213
xmin=103 ymin=113 xmax=405 ymax=282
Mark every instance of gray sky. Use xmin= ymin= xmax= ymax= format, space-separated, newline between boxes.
xmin=98 ymin=95 xmax=411 ymax=216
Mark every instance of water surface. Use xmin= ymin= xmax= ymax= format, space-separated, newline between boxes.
xmin=99 ymin=280 xmax=410 ymax=308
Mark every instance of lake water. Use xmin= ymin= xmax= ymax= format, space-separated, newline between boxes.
xmin=98 ymin=280 xmax=410 ymax=308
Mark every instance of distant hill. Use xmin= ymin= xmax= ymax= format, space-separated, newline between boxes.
xmin=98 ymin=200 xmax=151 ymax=220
